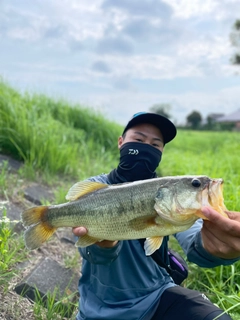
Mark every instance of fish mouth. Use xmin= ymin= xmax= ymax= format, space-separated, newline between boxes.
xmin=196 ymin=178 xmax=227 ymax=219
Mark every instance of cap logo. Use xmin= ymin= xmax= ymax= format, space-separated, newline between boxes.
xmin=128 ymin=149 xmax=139 ymax=155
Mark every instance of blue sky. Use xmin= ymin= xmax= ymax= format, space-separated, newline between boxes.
xmin=1 ymin=0 xmax=240 ymax=125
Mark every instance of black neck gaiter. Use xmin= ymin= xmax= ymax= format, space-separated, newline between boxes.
xmin=108 ymin=142 xmax=162 ymax=184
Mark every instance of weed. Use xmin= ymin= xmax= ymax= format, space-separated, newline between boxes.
xmin=0 ymin=208 xmax=27 ymax=286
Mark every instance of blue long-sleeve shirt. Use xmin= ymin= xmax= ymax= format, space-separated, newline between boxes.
xmin=76 ymin=174 xmax=238 ymax=320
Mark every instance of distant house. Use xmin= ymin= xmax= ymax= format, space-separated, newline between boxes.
xmin=202 ymin=113 xmax=225 ymax=126
xmin=215 ymin=109 xmax=240 ymax=131
xmin=207 ymin=113 xmax=225 ymax=121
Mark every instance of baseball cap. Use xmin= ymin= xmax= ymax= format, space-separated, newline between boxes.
xmin=122 ymin=112 xmax=177 ymax=144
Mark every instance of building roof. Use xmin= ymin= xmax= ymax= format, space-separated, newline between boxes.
xmin=216 ymin=109 xmax=240 ymax=122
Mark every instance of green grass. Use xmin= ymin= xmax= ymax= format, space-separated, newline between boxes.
xmin=0 ymin=79 xmax=240 ymax=319
xmin=32 ymin=286 xmax=78 ymax=320
xmin=0 ymin=80 xmax=121 ymax=181
xmin=0 ymin=208 xmax=27 ymax=286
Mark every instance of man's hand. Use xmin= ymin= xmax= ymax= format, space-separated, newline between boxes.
xmin=72 ymin=226 xmax=88 ymax=237
xmin=200 ymin=206 xmax=240 ymax=259
xmin=72 ymin=227 xmax=118 ymax=248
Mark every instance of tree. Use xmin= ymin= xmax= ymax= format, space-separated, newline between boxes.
xmin=230 ymin=19 xmax=240 ymax=65
xmin=149 ymin=103 xmax=172 ymax=119
xmin=186 ymin=111 xmax=202 ymax=129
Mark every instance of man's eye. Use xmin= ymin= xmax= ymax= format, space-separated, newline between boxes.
xmin=136 ymin=139 xmax=143 ymax=142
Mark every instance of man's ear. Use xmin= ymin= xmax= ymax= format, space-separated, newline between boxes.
xmin=118 ymin=136 xmax=123 ymax=149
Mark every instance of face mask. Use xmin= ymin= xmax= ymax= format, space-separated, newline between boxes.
xmin=116 ymin=142 xmax=162 ymax=182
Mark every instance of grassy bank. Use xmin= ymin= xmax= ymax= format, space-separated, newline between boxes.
xmin=0 ymin=80 xmax=121 ymax=181
xmin=0 ymin=80 xmax=240 ymax=319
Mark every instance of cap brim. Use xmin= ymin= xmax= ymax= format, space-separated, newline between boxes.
xmin=122 ymin=113 xmax=176 ymax=144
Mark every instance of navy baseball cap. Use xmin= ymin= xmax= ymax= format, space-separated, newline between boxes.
xmin=122 ymin=112 xmax=177 ymax=144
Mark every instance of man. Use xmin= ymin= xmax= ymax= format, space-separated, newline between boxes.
xmin=73 ymin=112 xmax=240 ymax=320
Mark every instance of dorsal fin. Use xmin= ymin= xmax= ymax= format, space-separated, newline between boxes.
xmin=66 ymin=181 xmax=108 ymax=201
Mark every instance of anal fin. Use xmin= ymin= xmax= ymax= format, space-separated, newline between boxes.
xmin=75 ymin=234 xmax=100 ymax=247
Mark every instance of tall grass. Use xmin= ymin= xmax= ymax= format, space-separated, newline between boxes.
xmin=0 ymin=80 xmax=121 ymax=180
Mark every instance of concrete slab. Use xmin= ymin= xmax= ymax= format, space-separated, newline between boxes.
xmin=0 ymin=154 xmax=23 ymax=172
xmin=24 ymin=184 xmax=54 ymax=205
xmin=14 ymin=257 xmax=79 ymax=317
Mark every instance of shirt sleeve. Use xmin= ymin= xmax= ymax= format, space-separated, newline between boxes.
xmin=175 ymin=219 xmax=239 ymax=268
xmin=78 ymin=241 xmax=123 ymax=265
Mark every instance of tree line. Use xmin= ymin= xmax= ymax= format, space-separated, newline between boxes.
xmin=149 ymin=104 xmax=236 ymax=131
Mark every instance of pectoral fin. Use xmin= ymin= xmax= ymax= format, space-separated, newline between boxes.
xmin=144 ymin=236 xmax=163 ymax=256
xmin=129 ymin=215 xmax=157 ymax=230
xmin=75 ymin=234 xmax=101 ymax=247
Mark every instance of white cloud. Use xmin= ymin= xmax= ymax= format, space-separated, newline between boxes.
xmin=165 ymin=0 xmax=217 ymax=19
xmin=0 ymin=0 xmax=240 ymax=127
xmin=102 ymin=0 xmax=173 ymax=20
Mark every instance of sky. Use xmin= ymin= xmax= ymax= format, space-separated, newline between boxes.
xmin=1 ymin=0 xmax=240 ymax=126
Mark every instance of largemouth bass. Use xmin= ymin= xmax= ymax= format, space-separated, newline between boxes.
xmin=21 ymin=175 xmax=228 ymax=255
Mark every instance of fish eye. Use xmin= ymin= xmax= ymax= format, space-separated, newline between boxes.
xmin=191 ymin=178 xmax=201 ymax=188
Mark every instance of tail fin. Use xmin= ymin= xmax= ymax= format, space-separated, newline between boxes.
xmin=21 ymin=206 xmax=57 ymax=250
xmin=21 ymin=206 xmax=48 ymax=227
